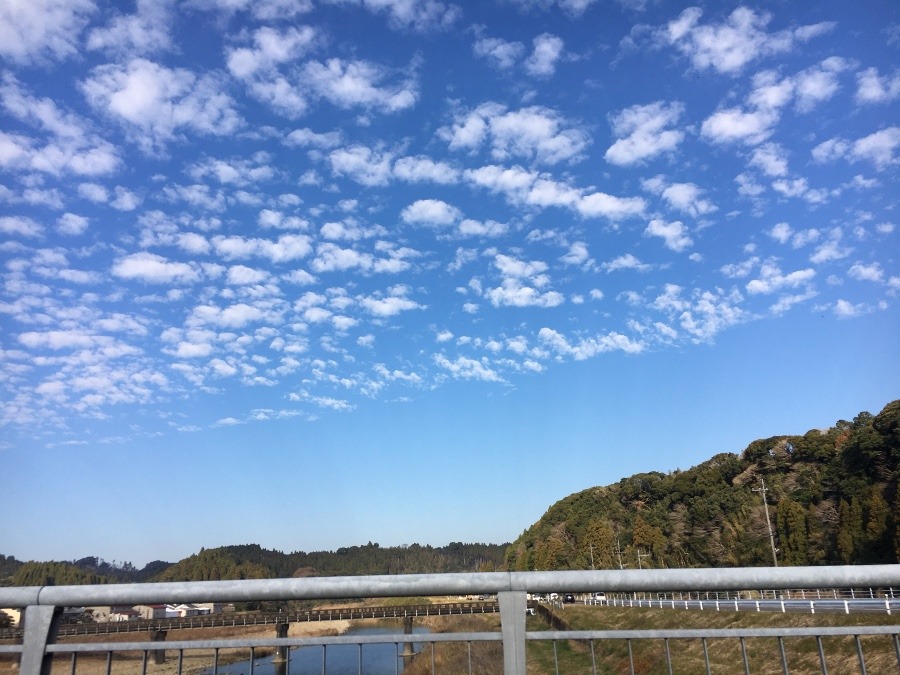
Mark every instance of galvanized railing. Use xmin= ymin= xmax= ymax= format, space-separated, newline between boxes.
xmin=1 ymin=565 xmax=899 ymax=674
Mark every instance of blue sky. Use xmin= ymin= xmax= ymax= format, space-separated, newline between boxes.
xmin=1 ymin=0 xmax=898 ymax=568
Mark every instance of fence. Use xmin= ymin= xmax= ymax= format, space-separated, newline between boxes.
xmin=1 ymin=564 xmax=899 ymax=674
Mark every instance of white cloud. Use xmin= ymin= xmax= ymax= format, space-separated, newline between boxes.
xmin=576 ymin=191 xmax=646 ymax=219
xmin=86 ymin=0 xmax=173 ymax=57
xmin=746 ymin=261 xmax=815 ymax=294
xmin=359 ymin=289 xmax=424 ymax=316
xmin=57 ymin=213 xmax=89 ymax=236
xmin=485 ymin=280 xmax=564 ymax=308
xmin=111 ymin=252 xmax=202 ymax=284
xmin=213 ymin=234 xmax=312 ymax=263
xmin=701 ymin=106 xmax=777 ymax=145
xmin=793 ymin=57 xmax=848 ymax=113
xmin=602 ymin=253 xmax=651 ymax=273
xmin=284 ymin=127 xmax=343 ymax=149
xmin=644 ymin=218 xmax=693 ymax=251
xmin=433 ymin=353 xmax=503 ymax=382
xmin=190 ymin=302 xmax=267 ymax=329
xmin=810 ymin=232 xmax=853 ymax=265
xmin=227 ymin=25 xmax=318 ymax=79
xmin=642 ymin=176 xmax=716 ymax=217
xmin=302 ymin=58 xmax=417 ymax=113
xmin=768 ymin=222 xmax=792 ymax=244
xmin=0 ymin=0 xmax=95 ymax=64
xmin=525 ymin=33 xmax=564 ymax=77
xmin=328 ymin=145 xmax=394 ymax=185
xmin=457 ymin=219 xmax=508 ymax=237
xmin=560 ymin=241 xmax=590 ymax=266
xmin=856 ymin=67 xmax=900 ymax=104
xmin=393 ymin=155 xmax=460 ymax=184
xmin=605 ymin=101 xmax=684 ymax=166
xmin=538 ymin=327 xmax=643 ymax=359
xmin=834 ymin=299 xmax=865 ymax=318
xmin=812 ymin=127 xmax=900 ymax=169
xmin=400 ymin=199 xmax=460 ymax=226
xmin=0 ymin=215 xmax=44 ymax=238
xmin=358 ymin=0 xmax=460 ymax=32
xmin=442 ymin=103 xmax=589 ymax=165
xmin=82 ymin=59 xmax=242 ymax=155
xmin=847 ymin=262 xmax=884 ymax=282
xmin=473 ymin=37 xmax=524 ymax=70
xmin=664 ymin=7 xmax=833 ymax=75
xmin=750 ymin=142 xmax=788 ymax=177
xmin=0 ymin=75 xmax=120 ymax=176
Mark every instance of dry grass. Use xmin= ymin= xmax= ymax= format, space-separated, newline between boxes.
xmin=526 ymin=604 xmax=900 ymax=674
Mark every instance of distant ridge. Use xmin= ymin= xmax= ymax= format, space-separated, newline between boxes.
xmin=0 ymin=541 xmax=508 ymax=586
xmin=504 ymin=399 xmax=899 ymax=571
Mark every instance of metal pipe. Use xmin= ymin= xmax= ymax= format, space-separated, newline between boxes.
xmin=4 ymin=566 xmax=900 ymax=608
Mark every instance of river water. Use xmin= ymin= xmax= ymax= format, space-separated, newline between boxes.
xmin=204 ymin=626 xmax=430 ymax=675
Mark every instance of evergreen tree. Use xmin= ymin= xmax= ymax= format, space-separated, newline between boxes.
xmin=864 ymin=488 xmax=890 ymax=561
xmin=776 ymin=498 xmax=808 ymax=566
xmin=836 ymin=499 xmax=854 ymax=563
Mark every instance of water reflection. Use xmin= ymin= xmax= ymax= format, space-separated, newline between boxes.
xmin=206 ymin=626 xmax=429 ymax=675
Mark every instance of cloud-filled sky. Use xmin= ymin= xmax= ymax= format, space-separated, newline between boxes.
xmin=1 ymin=0 xmax=898 ymax=567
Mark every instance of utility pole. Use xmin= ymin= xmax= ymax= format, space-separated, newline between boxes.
xmin=753 ymin=477 xmax=779 ymax=566
xmin=589 ymin=544 xmax=595 ymax=570
xmin=614 ymin=539 xmax=624 ymax=570
xmin=636 ymin=548 xmax=650 ymax=569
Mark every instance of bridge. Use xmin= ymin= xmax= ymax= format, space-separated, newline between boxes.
xmin=1 ymin=565 xmax=899 ymax=674
xmin=1 ymin=600 xmax=507 ymax=638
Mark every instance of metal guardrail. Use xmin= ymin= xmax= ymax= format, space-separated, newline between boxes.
xmin=1 ymin=565 xmax=899 ymax=674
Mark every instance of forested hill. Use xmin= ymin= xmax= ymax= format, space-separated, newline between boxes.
xmin=505 ymin=399 xmax=900 ymax=571
xmin=152 ymin=542 xmax=507 ymax=581
xmin=1 ymin=542 xmax=508 ymax=586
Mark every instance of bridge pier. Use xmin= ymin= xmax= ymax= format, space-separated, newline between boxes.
xmin=273 ymin=622 xmax=289 ymax=662
xmin=149 ymin=630 xmax=167 ymax=664
xmin=400 ymin=616 xmax=415 ymax=660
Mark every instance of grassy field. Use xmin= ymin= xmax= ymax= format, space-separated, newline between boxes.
xmin=524 ymin=604 xmax=900 ymax=674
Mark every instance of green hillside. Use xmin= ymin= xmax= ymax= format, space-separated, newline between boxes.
xmin=505 ymin=399 xmax=900 ymax=571
xmin=152 ymin=541 xmax=508 ymax=581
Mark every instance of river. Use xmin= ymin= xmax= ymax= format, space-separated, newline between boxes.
xmin=204 ymin=625 xmax=430 ymax=675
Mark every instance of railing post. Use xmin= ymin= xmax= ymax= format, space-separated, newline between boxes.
xmin=20 ymin=605 xmax=61 ymax=675
xmin=498 ymin=590 xmax=526 ymax=675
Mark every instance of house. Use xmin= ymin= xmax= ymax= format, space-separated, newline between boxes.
xmin=166 ymin=604 xmax=211 ymax=617
xmin=195 ymin=602 xmax=231 ymax=613
xmin=134 ymin=604 xmax=168 ymax=620
xmin=86 ymin=606 xmax=141 ymax=622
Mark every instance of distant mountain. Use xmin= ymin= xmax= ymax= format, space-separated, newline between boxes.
xmin=0 ymin=542 xmax=508 ymax=586
xmin=505 ymin=400 xmax=899 ymax=571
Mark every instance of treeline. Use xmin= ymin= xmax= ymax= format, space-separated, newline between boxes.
xmin=1 ymin=542 xmax=508 ymax=586
xmin=505 ymin=400 xmax=900 ymax=571
xmin=153 ymin=541 xmax=508 ymax=582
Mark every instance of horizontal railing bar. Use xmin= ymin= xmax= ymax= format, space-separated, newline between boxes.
xmin=21 ymin=625 xmax=900 ymax=656
xmin=3 ymin=566 xmax=899 ymax=607
xmin=43 ymin=632 xmax=502 ymax=653
xmin=532 ymin=626 xmax=900 ymax=640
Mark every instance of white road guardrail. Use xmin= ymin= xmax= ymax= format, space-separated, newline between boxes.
xmin=1 ymin=565 xmax=899 ymax=674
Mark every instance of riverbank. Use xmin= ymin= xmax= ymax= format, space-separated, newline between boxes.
xmin=0 ymin=619 xmax=354 ymax=675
